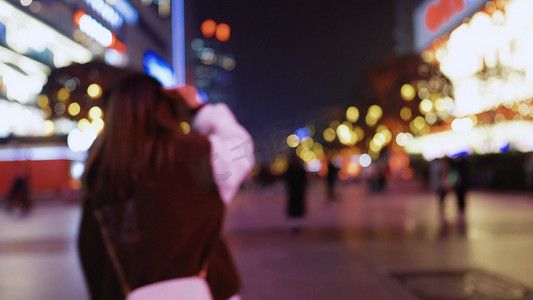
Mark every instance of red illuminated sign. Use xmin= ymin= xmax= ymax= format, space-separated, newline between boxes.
xmin=425 ymin=0 xmax=465 ymax=33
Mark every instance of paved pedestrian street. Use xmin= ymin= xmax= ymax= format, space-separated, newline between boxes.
xmin=1 ymin=178 xmax=532 ymax=300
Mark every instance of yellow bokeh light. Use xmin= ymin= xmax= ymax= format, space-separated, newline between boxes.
xmin=419 ymin=98 xmax=433 ymax=114
xmin=301 ymin=137 xmax=314 ymax=148
xmin=413 ymin=116 xmax=426 ymax=130
xmin=418 ymin=87 xmax=430 ymax=100
xmin=409 ymin=120 xmax=418 ymax=133
xmin=518 ymin=103 xmax=529 ymax=116
xmin=400 ymin=84 xmax=416 ymax=101
xmin=342 ymin=121 xmax=353 ymax=130
xmin=369 ymin=140 xmax=381 ymax=152
xmin=346 ymin=106 xmax=359 ymax=123
xmin=88 ymin=106 xmax=103 ymax=120
xmin=57 ymin=88 xmax=70 ymax=102
xmin=91 ymin=118 xmax=105 ymax=132
xmin=43 ymin=120 xmax=54 ymax=136
xmin=287 ymin=134 xmax=300 ymax=148
xmin=368 ymin=105 xmax=383 ymax=119
xmin=376 ymin=124 xmax=387 ymax=133
xmin=380 ymin=129 xmax=392 ymax=143
xmin=345 ymin=131 xmax=357 ymax=146
xmin=425 ymin=112 xmax=437 ymax=125
xmin=323 ymin=128 xmax=336 ymax=142
xmin=336 ymin=124 xmax=351 ymax=144
xmin=270 ymin=155 xmax=288 ymax=175
xmin=329 ymin=120 xmax=340 ymax=129
xmin=37 ymin=95 xmax=49 ymax=107
xmin=373 ymin=133 xmax=386 ymax=146
xmin=312 ymin=142 xmax=323 ymax=151
xmin=365 ymin=115 xmax=377 ymax=127
xmin=353 ymin=126 xmax=364 ymax=141
xmin=78 ymin=118 xmax=90 ymax=131
xmin=435 ymin=98 xmax=446 ymax=112
xmin=42 ymin=107 xmax=51 ymax=118
xmin=180 ymin=121 xmax=190 ymax=134
xmin=87 ymin=83 xmax=103 ymax=99
xmin=68 ymin=102 xmax=81 ymax=116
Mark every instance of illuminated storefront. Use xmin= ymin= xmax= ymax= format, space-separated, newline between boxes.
xmin=0 ymin=0 xmax=174 ymax=194
xmin=406 ymin=0 xmax=533 ymax=160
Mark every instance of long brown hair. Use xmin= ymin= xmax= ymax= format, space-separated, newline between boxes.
xmin=82 ymin=73 xmax=183 ymax=205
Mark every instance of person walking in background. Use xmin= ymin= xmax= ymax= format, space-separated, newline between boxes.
xmin=429 ymin=157 xmax=449 ymax=217
xmin=5 ymin=164 xmax=32 ymax=215
xmin=450 ymin=155 xmax=469 ymax=220
xmin=326 ymin=159 xmax=339 ymax=201
xmin=284 ymin=154 xmax=308 ymax=233
xmin=77 ymin=74 xmax=253 ymax=300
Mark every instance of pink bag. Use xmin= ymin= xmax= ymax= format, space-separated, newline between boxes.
xmin=127 ymin=277 xmax=212 ymax=300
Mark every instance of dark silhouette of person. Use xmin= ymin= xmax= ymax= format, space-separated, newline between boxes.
xmin=326 ymin=160 xmax=339 ymax=201
xmin=451 ymin=156 xmax=469 ymax=218
xmin=5 ymin=165 xmax=32 ymax=214
xmin=284 ymin=154 xmax=307 ymax=232
xmin=429 ymin=157 xmax=450 ymax=215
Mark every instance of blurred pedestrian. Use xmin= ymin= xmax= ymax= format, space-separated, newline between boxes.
xmin=284 ymin=154 xmax=307 ymax=233
xmin=450 ymin=155 xmax=469 ymax=219
xmin=77 ymin=73 xmax=253 ymax=300
xmin=525 ymin=153 xmax=533 ymax=191
xmin=326 ymin=159 xmax=339 ymax=201
xmin=5 ymin=164 xmax=32 ymax=215
xmin=429 ymin=157 xmax=449 ymax=215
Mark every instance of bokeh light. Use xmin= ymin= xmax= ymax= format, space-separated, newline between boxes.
xmin=78 ymin=118 xmax=90 ymax=131
xmin=287 ymin=134 xmax=300 ymax=148
xmin=419 ymin=98 xmax=433 ymax=114
xmin=200 ymin=19 xmax=216 ymax=38
xmin=43 ymin=120 xmax=54 ymax=136
xmin=323 ymin=128 xmax=336 ymax=142
xmin=400 ymin=84 xmax=416 ymax=101
xmin=215 ymin=23 xmax=230 ymax=42
xmin=359 ymin=154 xmax=372 ymax=167
xmin=336 ymin=124 xmax=351 ymax=145
xmin=37 ymin=95 xmax=49 ymax=108
xmin=91 ymin=118 xmax=104 ymax=132
xmin=87 ymin=83 xmax=102 ymax=99
xmin=88 ymin=106 xmax=102 ymax=120
xmin=57 ymin=88 xmax=70 ymax=101
xmin=180 ymin=121 xmax=190 ymax=134
xmin=400 ymin=106 xmax=412 ymax=121
xmin=346 ymin=106 xmax=359 ymax=122
xmin=68 ymin=102 xmax=81 ymax=116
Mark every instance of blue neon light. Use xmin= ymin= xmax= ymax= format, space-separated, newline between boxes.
xmin=172 ymin=0 xmax=185 ymax=85
xmin=295 ymin=127 xmax=311 ymax=141
xmin=143 ymin=50 xmax=176 ymax=88
xmin=111 ymin=0 xmax=138 ymax=24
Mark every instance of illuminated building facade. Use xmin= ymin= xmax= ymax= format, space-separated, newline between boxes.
xmin=0 ymin=0 xmax=173 ymax=139
xmin=0 ymin=0 xmax=176 ymax=193
xmin=405 ymin=0 xmax=533 ymax=160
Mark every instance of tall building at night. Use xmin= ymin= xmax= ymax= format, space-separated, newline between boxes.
xmin=185 ymin=18 xmax=237 ymax=107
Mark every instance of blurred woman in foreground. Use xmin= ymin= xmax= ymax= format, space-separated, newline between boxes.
xmin=77 ymin=73 xmax=253 ymax=300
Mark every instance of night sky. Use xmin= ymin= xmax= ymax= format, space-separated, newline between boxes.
xmin=194 ymin=1 xmax=397 ymax=139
